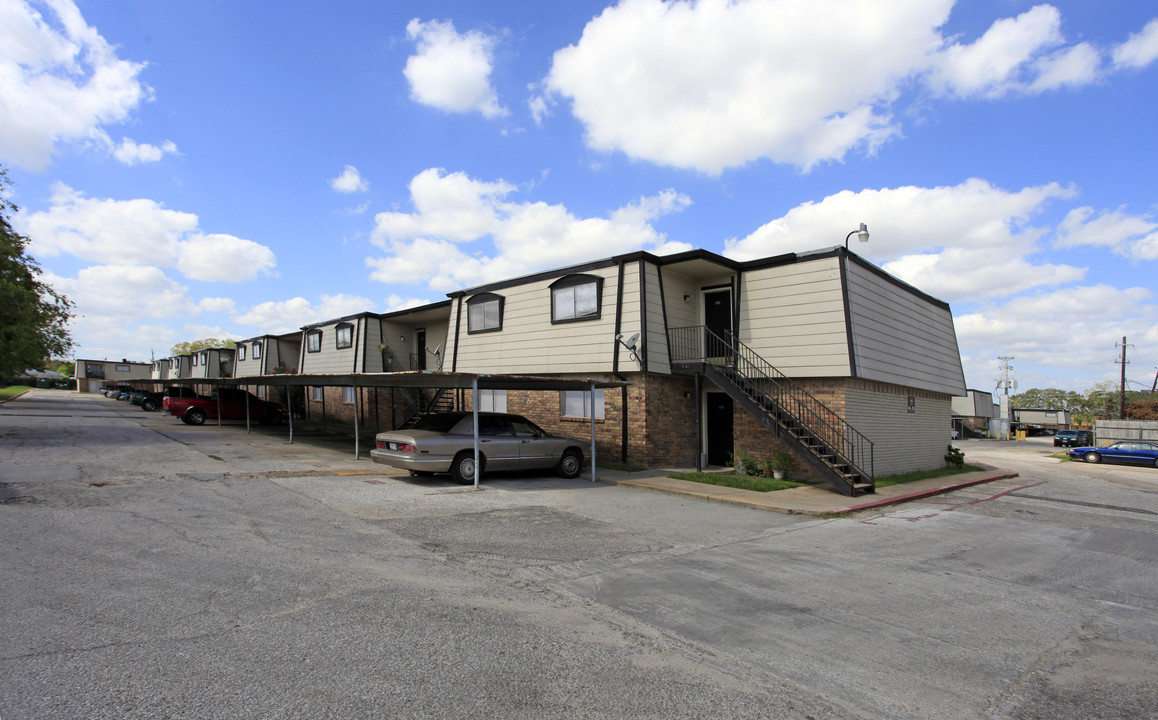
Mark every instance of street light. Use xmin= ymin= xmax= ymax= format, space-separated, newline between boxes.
xmin=844 ymin=222 xmax=869 ymax=249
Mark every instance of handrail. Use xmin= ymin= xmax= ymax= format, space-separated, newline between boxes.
xmin=669 ymin=325 xmax=873 ymax=482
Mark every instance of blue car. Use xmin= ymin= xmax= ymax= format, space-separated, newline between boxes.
xmin=1068 ymin=441 xmax=1158 ymax=468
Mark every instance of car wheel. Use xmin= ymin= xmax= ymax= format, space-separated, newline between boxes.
xmin=185 ymin=408 xmax=207 ymax=426
xmin=1083 ymin=451 xmax=1100 ymax=464
xmin=557 ymin=449 xmax=583 ymax=479
xmin=451 ymin=452 xmax=480 ymax=483
xmin=141 ymin=398 xmax=157 ymax=412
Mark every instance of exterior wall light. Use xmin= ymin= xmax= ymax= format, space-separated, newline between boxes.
xmin=845 ymin=223 xmax=869 ymax=249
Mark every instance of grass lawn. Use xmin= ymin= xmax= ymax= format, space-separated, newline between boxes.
xmin=671 ymin=463 xmax=987 ymax=493
xmin=0 ymin=386 xmax=33 ymax=401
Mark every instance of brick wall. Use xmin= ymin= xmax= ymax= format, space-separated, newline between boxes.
xmin=843 ymin=379 xmax=954 ymax=476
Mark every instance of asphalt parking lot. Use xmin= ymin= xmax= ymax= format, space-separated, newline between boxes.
xmin=2 ymin=390 xmax=1157 ymax=719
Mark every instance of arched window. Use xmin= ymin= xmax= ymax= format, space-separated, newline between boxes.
xmin=550 ymin=274 xmax=603 ymax=323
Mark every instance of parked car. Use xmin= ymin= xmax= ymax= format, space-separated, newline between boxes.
xmin=132 ymin=386 xmax=204 ymax=412
xmin=162 ymin=388 xmax=287 ymax=425
xmin=1067 ymin=441 xmax=1158 ymax=468
xmin=370 ymin=411 xmax=585 ymax=483
xmin=1054 ymin=430 xmax=1093 ymax=447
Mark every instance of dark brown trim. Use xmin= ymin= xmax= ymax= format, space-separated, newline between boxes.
xmin=450 ymin=295 xmax=463 ymax=372
xmin=638 ymin=263 xmax=649 ymax=371
xmin=613 ymin=261 xmax=625 ymax=375
xmin=839 ymin=255 xmax=859 ymax=377
xmin=657 ymin=264 xmax=672 ymax=366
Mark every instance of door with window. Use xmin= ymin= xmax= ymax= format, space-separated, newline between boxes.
xmin=416 ymin=328 xmax=426 ymax=370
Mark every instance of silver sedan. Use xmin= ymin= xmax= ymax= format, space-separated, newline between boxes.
xmin=370 ymin=412 xmax=585 ymax=483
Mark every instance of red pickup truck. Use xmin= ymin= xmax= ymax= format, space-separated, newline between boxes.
xmin=162 ymin=388 xmax=287 ymax=426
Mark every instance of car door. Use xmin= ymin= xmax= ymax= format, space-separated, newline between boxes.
xmin=511 ymin=418 xmax=554 ymax=470
xmin=1102 ymin=442 xmax=1137 ymax=465
xmin=477 ymin=416 xmax=521 ymax=471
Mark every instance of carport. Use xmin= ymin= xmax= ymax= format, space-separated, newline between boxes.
xmin=130 ymin=371 xmax=628 ymax=486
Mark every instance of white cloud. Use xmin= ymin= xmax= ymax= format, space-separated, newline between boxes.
xmin=330 ymin=164 xmax=369 ymax=193
xmin=177 ymin=233 xmax=277 ymax=282
xmin=539 ymin=1 xmax=1145 ymax=173
xmin=0 ymin=0 xmax=152 ymax=170
xmin=954 ymin=285 xmax=1156 ymax=375
xmin=1112 ymin=17 xmax=1158 ymax=70
xmin=404 ymin=18 xmax=506 ymax=119
xmin=1056 ymin=206 xmax=1158 ymax=258
xmin=384 ymin=294 xmax=435 ymax=312
xmin=233 ymin=294 xmax=374 ymax=334
xmin=23 ymin=183 xmax=195 ymax=264
xmin=19 ymin=184 xmax=277 ymax=282
xmin=367 ymin=168 xmax=692 ymax=290
xmin=45 ymin=264 xmax=199 ymax=320
xmin=113 ymin=138 xmax=178 ymax=165
xmin=726 ymin=178 xmax=1086 ymax=303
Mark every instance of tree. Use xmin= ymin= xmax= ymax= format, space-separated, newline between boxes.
xmin=169 ymin=338 xmax=236 ymax=355
xmin=1009 ymin=388 xmax=1084 ymax=410
xmin=0 ymin=167 xmax=73 ymax=378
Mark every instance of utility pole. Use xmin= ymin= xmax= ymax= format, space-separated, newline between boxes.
xmin=996 ymin=355 xmax=1015 ymax=440
xmin=1115 ymin=337 xmax=1130 ymax=419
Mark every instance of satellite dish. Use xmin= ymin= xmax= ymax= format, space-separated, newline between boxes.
xmin=625 ymin=333 xmax=640 ymax=350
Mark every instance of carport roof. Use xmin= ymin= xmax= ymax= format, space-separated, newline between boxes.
xmin=139 ymin=370 xmax=628 ymax=391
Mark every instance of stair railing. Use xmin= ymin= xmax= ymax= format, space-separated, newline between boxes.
xmin=669 ymin=325 xmax=873 ymax=482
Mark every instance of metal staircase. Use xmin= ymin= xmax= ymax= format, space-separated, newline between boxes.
xmin=669 ymin=326 xmax=874 ymax=496
xmin=396 ymin=387 xmax=456 ymax=429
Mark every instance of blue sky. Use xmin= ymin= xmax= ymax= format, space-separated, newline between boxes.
xmin=2 ymin=0 xmax=1157 ymax=394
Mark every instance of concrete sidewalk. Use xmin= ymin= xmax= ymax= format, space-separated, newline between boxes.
xmin=603 ymin=465 xmax=1018 ymax=515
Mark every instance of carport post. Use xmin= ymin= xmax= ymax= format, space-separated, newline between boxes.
xmin=590 ymin=381 xmax=597 ymax=482
xmin=353 ymin=388 xmax=360 ymax=459
xmin=286 ymin=383 xmax=294 ymax=444
xmin=245 ymin=389 xmax=251 ymax=433
xmin=472 ymin=377 xmax=480 ymax=489
xmin=216 ymin=385 xmax=222 ymax=427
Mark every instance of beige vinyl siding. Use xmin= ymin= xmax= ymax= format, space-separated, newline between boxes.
xmin=301 ymin=320 xmax=362 ymax=374
xmin=845 ymin=261 xmax=966 ymax=396
xmin=361 ymin=320 xmax=382 ymax=372
xmin=739 ymin=258 xmax=851 ymax=377
xmin=274 ymin=336 xmax=300 ymax=374
xmin=454 ymin=266 xmax=622 ymax=374
xmin=661 ymin=268 xmax=699 ymax=330
xmin=642 ymin=262 xmax=670 ymax=373
xmin=422 ymin=320 xmax=449 ymax=370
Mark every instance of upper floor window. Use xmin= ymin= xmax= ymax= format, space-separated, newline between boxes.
xmin=550 ymin=274 xmax=603 ymax=323
xmin=238 ymin=345 xmax=246 ymax=361
xmin=252 ymin=341 xmax=262 ymax=359
xmin=336 ymin=322 xmax=354 ymax=349
xmin=466 ymin=293 xmax=503 ymax=334
xmin=192 ymin=353 xmax=198 ymax=366
xmin=306 ymin=330 xmax=322 ymax=353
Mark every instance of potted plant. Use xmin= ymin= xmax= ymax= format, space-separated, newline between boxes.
xmin=770 ymin=450 xmax=793 ymax=480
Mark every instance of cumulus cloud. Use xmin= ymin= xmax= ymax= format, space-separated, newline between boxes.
xmin=18 ymin=184 xmax=277 ymax=282
xmin=955 ymin=284 xmax=1156 ymax=380
xmin=233 ymin=294 xmax=374 ymax=334
xmin=44 ymin=264 xmax=199 ymax=320
xmin=177 ymin=233 xmax=277 ymax=282
xmin=404 ymin=18 xmax=506 ymax=119
xmin=725 ymin=178 xmax=1087 ymax=303
xmin=367 ymin=168 xmax=692 ymax=290
xmin=113 ymin=138 xmax=179 ymax=165
xmin=1055 ymin=206 xmax=1158 ymax=259
xmin=0 ymin=0 xmax=152 ymax=170
xmin=330 ymin=164 xmax=369 ymax=193
xmin=1112 ymin=17 xmax=1158 ymax=70
xmin=539 ymin=1 xmax=1150 ymax=173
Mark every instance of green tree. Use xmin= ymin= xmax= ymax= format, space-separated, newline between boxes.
xmin=0 ymin=168 xmax=73 ymax=378
xmin=1009 ymin=388 xmax=1084 ymax=410
xmin=169 ymin=338 xmax=236 ymax=355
